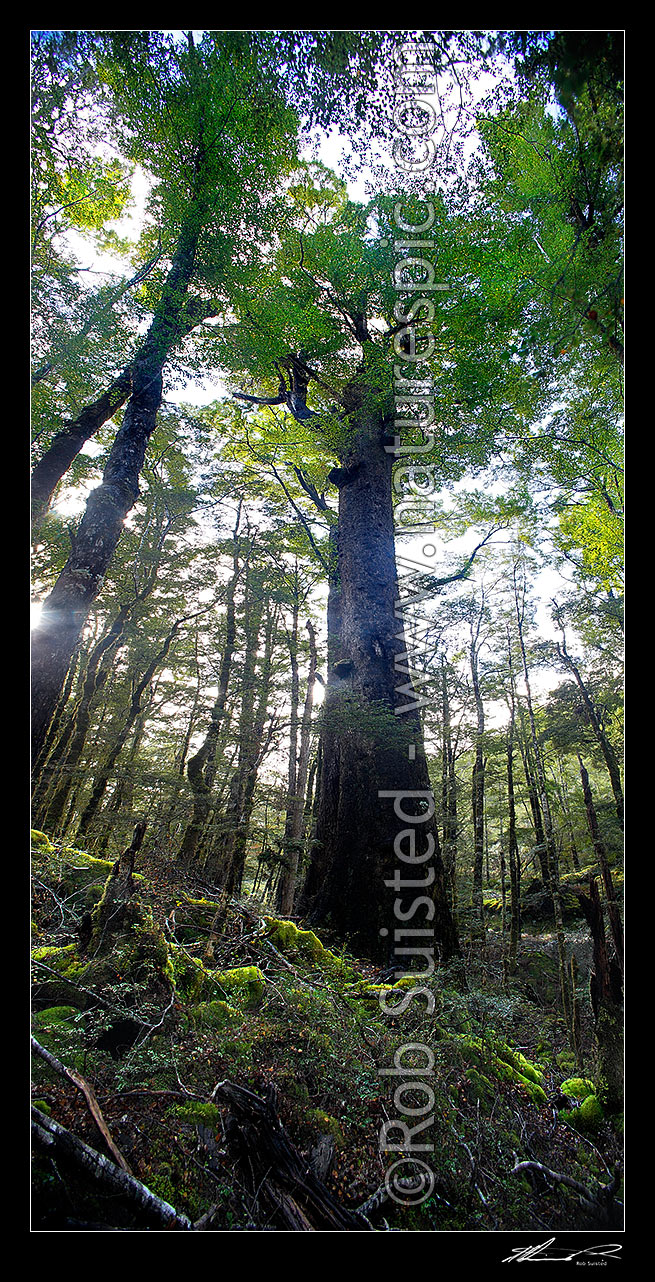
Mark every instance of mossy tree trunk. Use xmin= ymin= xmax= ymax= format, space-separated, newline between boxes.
xmin=575 ymin=876 xmax=623 ymax=1112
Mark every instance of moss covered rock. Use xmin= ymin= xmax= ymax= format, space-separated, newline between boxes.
xmin=561 ymin=1077 xmax=595 ymax=1102
xmin=263 ymin=917 xmax=354 ymax=977
xmin=559 ymin=1092 xmax=604 ymax=1132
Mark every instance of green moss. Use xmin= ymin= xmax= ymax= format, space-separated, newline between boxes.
xmin=559 ymin=1093 xmax=604 ymax=1132
xmin=465 ymin=1067 xmax=495 ymax=1105
xmin=561 ymin=1077 xmax=595 ymax=1101
xmin=264 ymin=917 xmax=355 ymax=978
xmin=32 ymin=943 xmax=88 ymax=1007
xmin=32 ymin=1005 xmax=86 ymax=1068
xmin=169 ymin=1100 xmax=221 ymax=1127
xmin=31 ymin=830 xmax=53 ymax=851
xmin=214 ymin=966 xmax=265 ymax=1008
xmin=453 ymin=1035 xmax=547 ymax=1106
xmin=556 ymin=1049 xmax=576 ymax=1072
xmin=495 ymin=1046 xmax=545 ymax=1087
xmin=188 ymin=999 xmax=240 ymax=1029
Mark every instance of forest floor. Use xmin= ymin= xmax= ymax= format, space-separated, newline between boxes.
xmin=30 ymin=832 xmax=623 ymax=1232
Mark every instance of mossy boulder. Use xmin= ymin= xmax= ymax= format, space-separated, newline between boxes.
xmin=559 ymin=1093 xmax=604 ymax=1133
xmin=263 ymin=917 xmax=355 ymax=978
xmin=31 ymin=1005 xmax=86 ymax=1069
xmin=561 ymin=1077 xmax=595 ymax=1102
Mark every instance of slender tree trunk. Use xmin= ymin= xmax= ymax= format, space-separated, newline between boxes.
xmin=556 ymin=630 xmax=624 ymax=829
xmin=75 ymin=612 xmax=188 ymax=838
xmin=31 ymin=366 xmax=133 ymax=524
xmin=513 ymin=562 xmax=571 ymax=1031
xmin=505 ymin=627 xmax=521 ymax=969
xmin=299 ymin=384 xmax=458 ymax=964
xmin=578 ymin=757 xmax=624 ymax=970
xmin=440 ymin=658 xmax=458 ymax=913
xmin=278 ymin=617 xmax=318 ymax=915
xmin=470 ymin=611 xmax=486 ymax=943
xmin=178 ymin=527 xmax=241 ymax=864
xmin=208 ymin=589 xmax=267 ymax=889
xmin=35 ymin=602 xmax=132 ymax=830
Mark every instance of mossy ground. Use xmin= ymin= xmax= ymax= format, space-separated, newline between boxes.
xmin=31 ymin=835 xmax=623 ymax=1232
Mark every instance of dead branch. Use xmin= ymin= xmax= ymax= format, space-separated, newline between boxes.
xmin=31 ymin=1036 xmax=132 ymax=1174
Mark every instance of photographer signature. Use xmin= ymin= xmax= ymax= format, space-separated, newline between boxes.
xmin=503 ymin=1238 xmax=622 ymax=1263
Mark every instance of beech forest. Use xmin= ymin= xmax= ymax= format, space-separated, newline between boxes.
xmin=30 ymin=29 xmax=624 ymax=1240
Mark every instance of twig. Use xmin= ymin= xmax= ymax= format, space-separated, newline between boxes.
xmin=31 ymin=1036 xmax=132 ymax=1174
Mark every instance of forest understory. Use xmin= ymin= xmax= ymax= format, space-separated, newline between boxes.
xmin=30 ymin=827 xmax=623 ymax=1233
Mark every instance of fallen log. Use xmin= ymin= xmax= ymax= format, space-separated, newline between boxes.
xmin=31 ymin=1106 xmax=192 ymax=1230
xmin=215 ymin=1080 xmax=374 ymax=1231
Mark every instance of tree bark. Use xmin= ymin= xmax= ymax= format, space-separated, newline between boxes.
xmin=31 ymin=366 xmax=133 ymax=525
xmin=556 ymin=633 xmax=624 ymax=830
xmin=299 ymin=384 xmax=458 ymax=964
xmin=578 ymin=757 xmax=624 ymax=970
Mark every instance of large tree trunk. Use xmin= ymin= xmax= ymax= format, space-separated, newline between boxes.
xmin=31 ymin=211 xmax=203 ymax=761
xmin=574 ymin=876 xmax=623 ymax=1113
xmin=299 ymin=387 xmax=458 ymax=964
